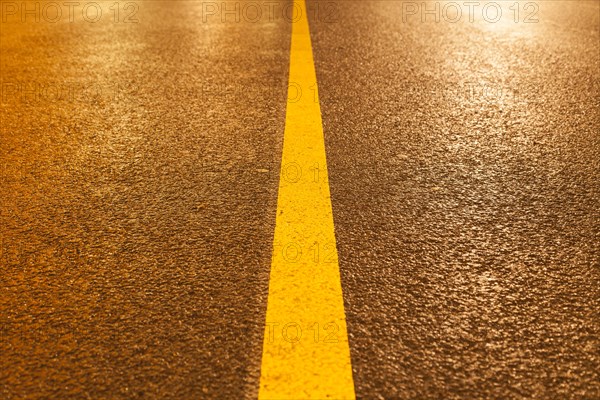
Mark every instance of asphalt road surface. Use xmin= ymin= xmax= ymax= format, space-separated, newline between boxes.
xmin=1 ymin=0 xmax=599 ymax=399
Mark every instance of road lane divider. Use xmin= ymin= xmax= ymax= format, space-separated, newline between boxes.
xmin=258 ymin=0 xmax=355 ymax=398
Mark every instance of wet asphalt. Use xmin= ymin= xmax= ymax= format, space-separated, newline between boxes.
xmin=1 ymin=0 xmax=599 ymax=399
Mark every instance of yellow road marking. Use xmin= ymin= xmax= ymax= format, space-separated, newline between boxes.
xmin=258 ymin=0 xmax=355 ymax=398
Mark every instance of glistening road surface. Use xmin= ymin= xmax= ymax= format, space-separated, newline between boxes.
xmin=1 ymin=0 xmax=599 ymax=399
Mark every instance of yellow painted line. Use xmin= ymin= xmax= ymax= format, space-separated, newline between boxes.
xmin=258 ymin=0 xmax=355 ymax=399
